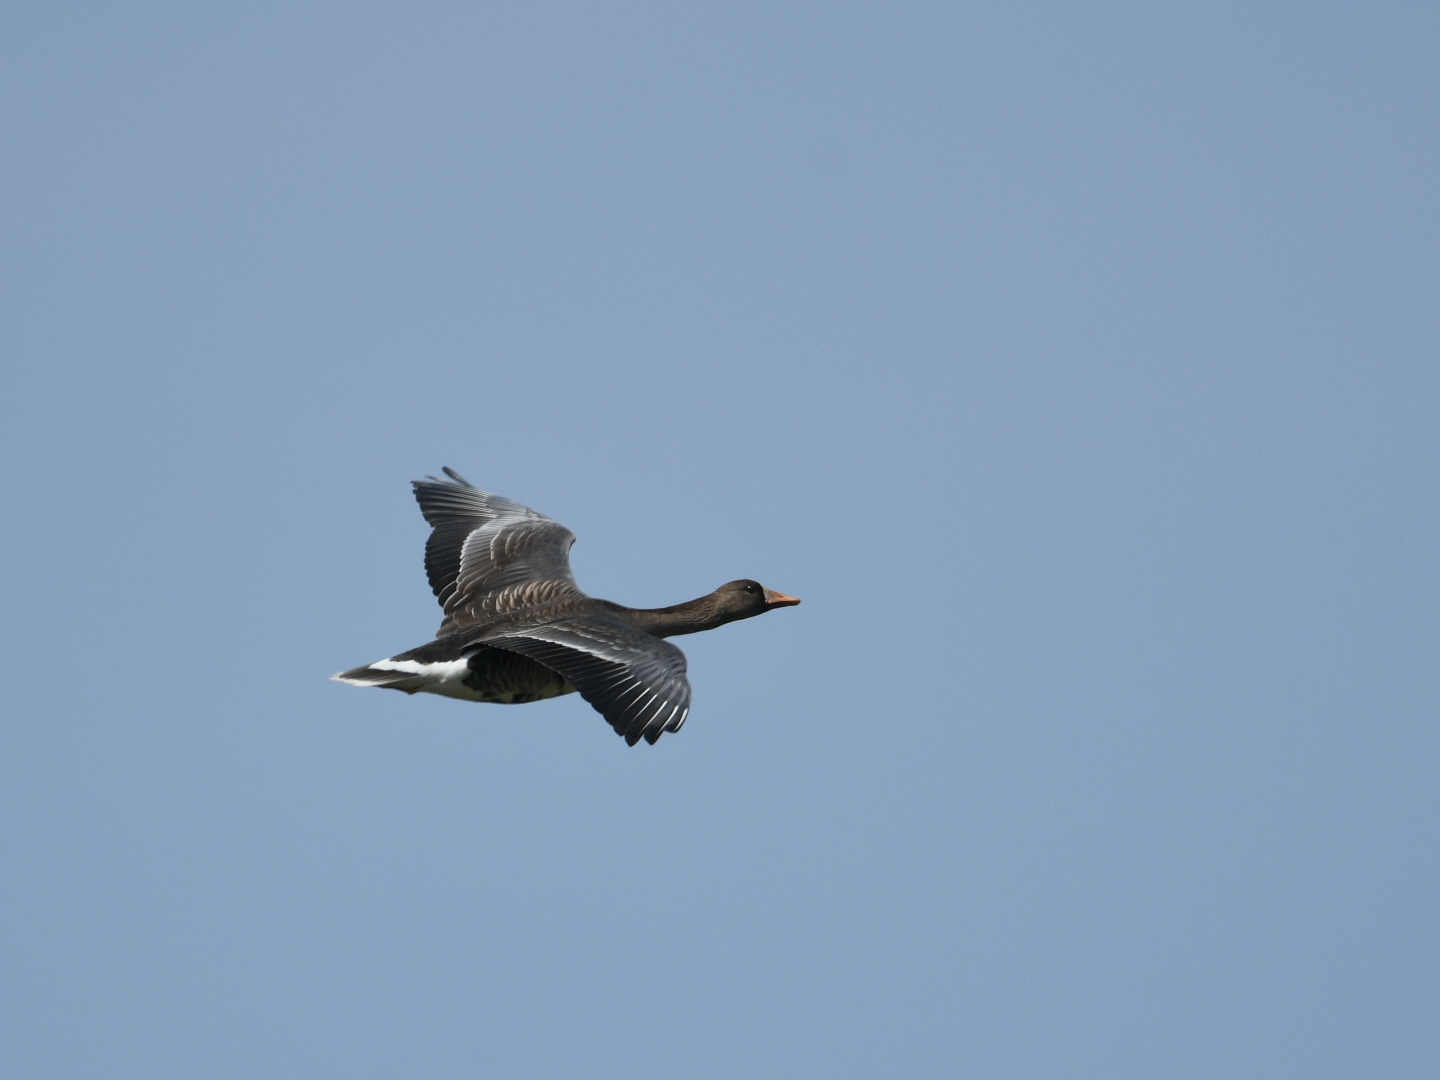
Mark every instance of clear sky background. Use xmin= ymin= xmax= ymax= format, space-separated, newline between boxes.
xmin=2 ymin=3 xmax=1436 ymax=1077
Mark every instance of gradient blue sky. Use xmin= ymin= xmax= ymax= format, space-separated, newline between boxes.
xmin=2 ymin=3 xmax=1437 ymax=1077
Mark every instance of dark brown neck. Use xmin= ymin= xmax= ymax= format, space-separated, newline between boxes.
xmin=621 ymin=595 xmax=730 ymax=638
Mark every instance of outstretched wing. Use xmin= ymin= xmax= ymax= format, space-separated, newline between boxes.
xmin=413 ymin=468 xmax=584 ymax=634
xmin=482 ymin=618 xmax=692 ymax=746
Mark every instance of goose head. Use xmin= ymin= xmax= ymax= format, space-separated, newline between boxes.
xmin=712 ymin=579 xmax=802 ymax=621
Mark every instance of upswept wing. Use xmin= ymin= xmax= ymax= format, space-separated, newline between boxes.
xmin=482 ymin=618 xmax=692 ymax=745
xmin=413 ymin=468 xmax=583 ymax=634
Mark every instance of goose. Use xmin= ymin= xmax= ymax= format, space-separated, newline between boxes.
xmin=334 ymin=468 xmax=800 ymax=745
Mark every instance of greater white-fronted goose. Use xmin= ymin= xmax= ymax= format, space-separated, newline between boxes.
xmin=334 ymin=468 xmax=800 ymax=745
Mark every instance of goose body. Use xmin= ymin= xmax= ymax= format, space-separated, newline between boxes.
xmin=334 ymin=469 xmax=800 ymax=745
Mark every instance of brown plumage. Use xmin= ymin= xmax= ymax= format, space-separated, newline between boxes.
xmin=334 ymin=468 xmax=800 ymax=745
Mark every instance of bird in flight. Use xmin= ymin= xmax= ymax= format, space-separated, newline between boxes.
xmin=334 ymin=468 xmax=801 ymax=745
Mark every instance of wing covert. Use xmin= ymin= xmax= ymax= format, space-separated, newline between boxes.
xmin=413 ymin=468 xmax=584 ymax=634
xmin=447 ymin=513 xmax=581 ymax=626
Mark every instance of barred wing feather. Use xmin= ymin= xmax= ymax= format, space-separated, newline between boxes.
xmin=413 ymin=468 xmax=583 ymax=634
xmin=483 ymin=619 xmax=692 ymax=745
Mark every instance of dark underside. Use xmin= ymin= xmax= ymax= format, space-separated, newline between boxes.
xmin=454 ymin=645 xmax=573 ymax=703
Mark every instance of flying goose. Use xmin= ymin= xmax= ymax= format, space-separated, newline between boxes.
xmin=334 ymin=468 xmax=800 ymax=745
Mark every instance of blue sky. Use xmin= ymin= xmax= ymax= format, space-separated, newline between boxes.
xmin=2 ymin=3 xmax=1437 ymax=1077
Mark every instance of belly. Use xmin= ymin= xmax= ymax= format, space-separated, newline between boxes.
xmin=459 ymin=646 xmax=576 ymax=703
